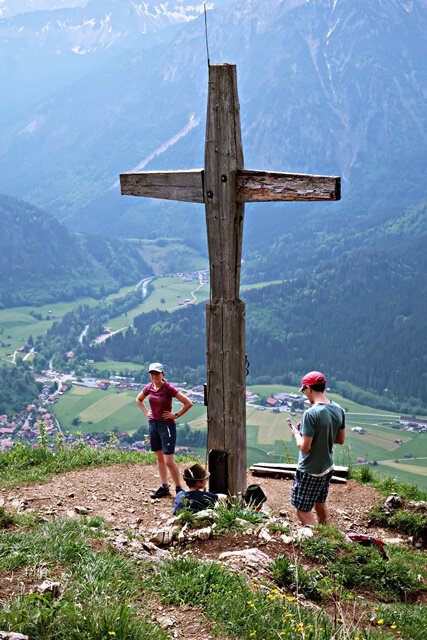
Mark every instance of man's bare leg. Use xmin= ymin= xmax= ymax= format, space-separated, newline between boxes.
xmin=314 ymin=502 xmax=328 ymax=524
xmin=296 ymin=509 xmax=317 ymax=526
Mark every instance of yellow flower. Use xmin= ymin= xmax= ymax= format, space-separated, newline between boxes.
xmin=390 ymin=625 xmax=397 ymax=629
xmin=377 ymin=619 xmax=384 ymax=625
xmin=249 ymin=633 xmax=256 ymax=638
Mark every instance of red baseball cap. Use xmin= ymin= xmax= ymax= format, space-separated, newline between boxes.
xmin=299 ymin=371 xmax=327 ymax=392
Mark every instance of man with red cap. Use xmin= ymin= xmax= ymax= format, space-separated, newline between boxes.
xmin=290 ymin=371 xmax=345 ymax=526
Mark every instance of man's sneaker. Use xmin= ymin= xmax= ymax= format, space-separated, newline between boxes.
xmin=150 ymin=486 xmax=171 ymax=499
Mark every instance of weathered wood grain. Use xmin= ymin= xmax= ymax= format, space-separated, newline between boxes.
xmin=120 ymin=170 xmax=204 ymax=203
xmin=204 ymin=64 xmax=247 ymax=496
xmin=237 ymin=169 xmax=341 ymax=202
xmin=207 ymin=300 xmax=247 ymax=495
xmin=250 ymin=466 xmax=347 ymax=484
xmin=251 ymin=462 xmax=349 ymax=477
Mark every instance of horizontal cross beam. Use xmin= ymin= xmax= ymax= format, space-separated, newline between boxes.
xmin=236 ymin=169 xmax=341 ymax=202
xmin=120 ymin=169 xmax=341 ymax=203
xmin=120 ymin=169 xmax=204 ymax=203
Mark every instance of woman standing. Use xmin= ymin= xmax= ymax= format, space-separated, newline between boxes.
xmin=136 ymin=362 xmax=193 ymax=498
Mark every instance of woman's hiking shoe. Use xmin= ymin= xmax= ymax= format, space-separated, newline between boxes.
xmin=150 ymin=486 xmax=171 ymax=499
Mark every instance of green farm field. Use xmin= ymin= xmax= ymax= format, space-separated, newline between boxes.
xmin=52 ymin=382 xmax=427 ymax=489
xmin=105 ymin=275 xmax=293 ymax=332
xmin=0 ymin=300 xmax=94 ymax=362
xmin=0 ymin=283 xmax=146 ymax=362
xmin=53 ymin=385 xmax=201 ymax=435
xmin=93 ymin=360 xmax=146 ymax=374
xmin=0 ymin=276 xmax=303 ymax=363
xmin=53 ymin=386 xmax=142 ymax=435
xmin=106 ymin=276 xmax=210 ymax=332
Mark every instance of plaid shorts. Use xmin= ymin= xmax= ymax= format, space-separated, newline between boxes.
xmin=291 ymin=469 xmax=334 ymax=512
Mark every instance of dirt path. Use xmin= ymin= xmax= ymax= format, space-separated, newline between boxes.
xmin=2 ymin=462 xmax=385 ymax=535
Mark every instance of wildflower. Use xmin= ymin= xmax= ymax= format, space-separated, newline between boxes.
xmin=247 ymin=600 xmax=255 ymax=607
xmin=390 ymin=625 xmax=397 ymax=629
xmin=377 ymin=619 xmax=384 ymax=625
xmin=249 ymin=633 xmax=256 ymax=638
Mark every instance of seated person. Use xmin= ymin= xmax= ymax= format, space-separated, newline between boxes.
xmin=173 ymin=463 xmax=225 ymax=514
xmin=243 ymin=484 xmax=267 ymax=513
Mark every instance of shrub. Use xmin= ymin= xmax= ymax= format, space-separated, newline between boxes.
xmin=270 ymin=554 xmax=294 ymax=588
xmin=0 ymin=506 xmax=14 ymax=529
xmin=367 ymin=504 xmax=427 ymax=539
xmin=330 ymin=545 xmax=423 ymax=600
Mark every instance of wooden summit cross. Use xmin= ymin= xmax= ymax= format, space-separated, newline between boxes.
xmin=120 ymin=63 xmax=340 ymax=496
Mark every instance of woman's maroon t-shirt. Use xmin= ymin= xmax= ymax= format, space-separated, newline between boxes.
xmin=142 ymin=381 xmax=178 ymax=423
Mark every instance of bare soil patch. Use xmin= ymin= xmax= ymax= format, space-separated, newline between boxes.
xmin=2 ymin=462 xmax=388 ymax=540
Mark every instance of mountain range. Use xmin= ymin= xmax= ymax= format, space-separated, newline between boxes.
xmin=0 ymin=0 xmax=425 ymax=230
xmin=0 ymin=0 xmax=426 ymax=406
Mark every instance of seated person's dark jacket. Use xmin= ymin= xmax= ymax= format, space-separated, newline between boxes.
xmin=173 ymin=489 xmax=218 ymax=514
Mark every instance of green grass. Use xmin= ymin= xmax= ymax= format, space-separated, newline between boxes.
xmin=0 ymin=444 xmax=155 ymax=487
xmin=367 ymin=503 xmax=427 ymax=538
xmin=1 ymin=514 xmax=425 ymax=640
xmin=0 ymin=517 xmax=168 ymax=640
xmin=140 ymin=275 xmax=210 ymax=312
xmin=1 ymin=448 xmax=426 ymax=640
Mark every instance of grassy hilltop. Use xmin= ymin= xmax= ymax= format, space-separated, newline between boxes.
xmin=0 ymin=445 xmax=426 ymax=640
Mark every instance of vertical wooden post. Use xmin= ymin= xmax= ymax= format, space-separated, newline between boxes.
xmin=204 ymin=63 xmax=247 ymax=496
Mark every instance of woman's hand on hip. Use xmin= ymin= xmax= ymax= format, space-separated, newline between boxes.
xmin=162 ymin=410 xmax=176 ymax=420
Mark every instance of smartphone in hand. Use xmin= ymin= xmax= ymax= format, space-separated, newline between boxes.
xmin=287 ymin=418 xmax=300 ymax=431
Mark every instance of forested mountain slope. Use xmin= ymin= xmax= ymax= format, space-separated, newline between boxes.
xmin=91 ymin=208 xmax=427 ymax=411
xmin=0 ymin=194 xmax=152 ymax=307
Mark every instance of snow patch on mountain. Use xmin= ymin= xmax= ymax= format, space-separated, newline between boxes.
xmin=19 ymin=115 xmax=46 ymax=135
xmin=112 ymin=112 xmax=200 ymax=188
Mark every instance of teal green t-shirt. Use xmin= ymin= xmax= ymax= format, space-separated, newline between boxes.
xmin=297 ymin=401 xmax=345 ymax=475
